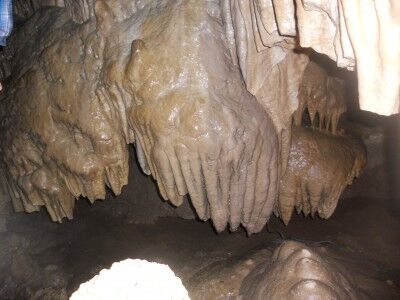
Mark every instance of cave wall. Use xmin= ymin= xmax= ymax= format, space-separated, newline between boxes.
xmin=0 ymin=175 xmax=12 ymax=233
xmin=0 ymin=0 xmax=398 ymax=234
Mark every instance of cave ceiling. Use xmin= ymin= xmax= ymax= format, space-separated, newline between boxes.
xmin=0 ymin=0 xmax=397 ymax=233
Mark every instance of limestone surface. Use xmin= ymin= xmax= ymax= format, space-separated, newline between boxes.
xmin=294 ymin=62 xmax=347 ymax=135
xmin=241 ymin=241 xmax=362 ymax=299
xmin=70 ymin=259 xmax=190 ymax=300
xmin=224 ymin=0 xmax=400 ymax=116
xmin=0 ymin=0 xmax=373 ymax=234
xmin=0 ymin=1 xmax=279 ymax=234
xmin=277 ymin=127 xmax=367 ymax=225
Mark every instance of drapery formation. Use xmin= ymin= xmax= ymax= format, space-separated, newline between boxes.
xmin=0 ymin=0 xmax=370 ymax=234
xmin=224 ymin=0 xmax=400 ymax=116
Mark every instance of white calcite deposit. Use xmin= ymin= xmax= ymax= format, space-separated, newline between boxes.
xmin=70 ymin=259 xmax=190 ymax=300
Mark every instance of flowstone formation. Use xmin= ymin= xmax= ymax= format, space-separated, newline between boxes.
xmin=241 ymin=241 xmax=362 ymax=299
xmin=224 ymin=0 xmax=400 ymax=116
xmin=0 ymin=0 xmax=279 ymax=234
xmin=0 ymin=0 xmax=376 ymax=234
xmin=294 ymin=62 xmax=347 ymax=135
xmin=277 ymin=127 xmax=366 ymax=225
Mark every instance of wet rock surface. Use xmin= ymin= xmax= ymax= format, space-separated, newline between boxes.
xmin=70 ymin=259 xmax=190 ymax=300
xmin=0 ymin=0 xmax=280 ymax=234
xmin=277 ymin=126 xmax=366 ymax=224
xmin=0 ymin=193 xmax=399 ymax=299
xmin=241 ymin=241 xmax=362 ymax=299
xmin=0 ymin=1 xmax=398 ymax=299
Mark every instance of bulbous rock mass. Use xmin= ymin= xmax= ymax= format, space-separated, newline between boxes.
xmin=241 ymin=241 xmax=362 ymax=299
xmin=0 ymin=0 xmax=373 ymax=234
xmin=0 ymin=0 xmax=280 ymax=234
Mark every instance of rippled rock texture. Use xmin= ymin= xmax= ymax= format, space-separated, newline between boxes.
xmin=277 ymin=127 xmax=367 ymax=225
xmin=241 ymin=241 xmax=362 ymax=299
xmin=70 ymin=259 xmax=190 ymax=300
xmin=0 ymin=0 xmax=370 ymax=234
xmin=294 ymin=62 xmax=347 ymax=135
xmin=0 ymin=1 xmax=281 ymax=234
xmin=224 ymin=0 xmax=400 ymax=116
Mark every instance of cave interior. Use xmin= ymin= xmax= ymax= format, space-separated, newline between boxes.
xmin=0 ymin=1 xmax=399 ymax=299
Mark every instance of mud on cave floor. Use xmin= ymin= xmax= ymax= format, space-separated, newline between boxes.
xmin=1 ymin=194 xmax=399 ymax=299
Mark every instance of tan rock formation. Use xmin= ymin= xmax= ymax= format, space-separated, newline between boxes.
xmin=13 ymin=0 xmax=64 ymax=22
xmin=13 ymin=0 xmax=93 ymax=24
xmin=294 ymin=62 xmax=347 ymax=135
xmin=326 ymin=77 xmax=347 ymax=135
xmin=64 ymin=0 xmax=94 ymax=24
xmin=242 ymin=241 xmax=362 ymax=299
xmin=222 ymin=0 xmax=309 ymax=171
xmin=0 ymin=0 xmax=372 ymax=234
xmin=120 ymin=1 xmax=279 ymax=233
xmin=0 ymin=0 xmax=280 ymax=234
xmin=229 ymin=0 xmax=400 ymax=116
xmin=11 ymin=1 xmax=400 ymax=116
xmin=277 ymin=127 xmax=367 ymax=225
xmin=70 ymin=259 xmax=190 ymax=300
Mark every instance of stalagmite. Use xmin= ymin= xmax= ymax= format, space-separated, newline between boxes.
xmin=241 ymin=241 xmax=362 ymax=299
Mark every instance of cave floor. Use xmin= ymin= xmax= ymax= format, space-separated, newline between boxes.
xmin=1 ymin=195 xmax=399 ymax=299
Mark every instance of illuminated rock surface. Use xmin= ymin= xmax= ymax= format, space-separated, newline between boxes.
xmin=70 ymin=259 xmax=190 ymax=300
xmin=241 ymin=241 xmax=362 ymax=299
xmin=277 ymin=127 xmax=366 ymax=225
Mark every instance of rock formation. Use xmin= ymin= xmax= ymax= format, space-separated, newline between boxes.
xmin=13 ymin=0 xmax=64 ymax=22
xmin=0 ymin=0 xmax=378 ymax=234
xmin=277 ymin=127 xmax=367 ymax=225
xmin=0 ymin=1 xmax=280 ymax=234
xmin=294 ymin=62 xmax=347 ymax=135
xmin=70 ymin=259 xmax=190 ymax=300
xmin=224 ymin=0 xmax=400 ymax=116
xmin=222 ymin=0 xmax=309 ymax=172
xmin=241 ymin=241 xmax=362 ymax=299
xmin=1 ymin=6 xmax=124 ymax=223
xmin=121 ymin=2 xmax=280 ymax=233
